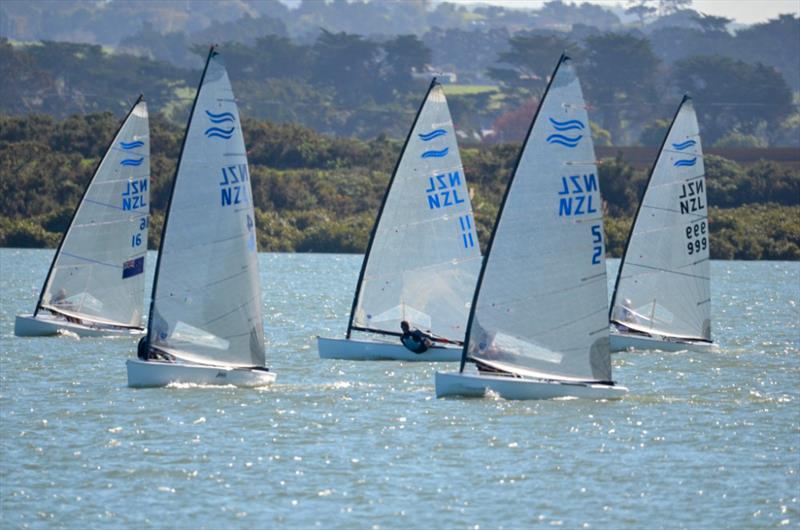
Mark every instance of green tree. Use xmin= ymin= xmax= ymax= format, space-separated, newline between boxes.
xmin=581 ymin=33 xmax=660 ymax=144
xmin=487 ymin=32 xmax=574 ymax=103
xmin=673 ymin=55 xmax=794 ymax=144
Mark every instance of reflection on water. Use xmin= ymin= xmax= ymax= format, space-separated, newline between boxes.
xmin=1 ymin=249 xmax=798 ymax=529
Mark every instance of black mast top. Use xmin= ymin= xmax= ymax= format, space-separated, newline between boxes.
xmin=34 ymin=94 xmax=147 ymax=317
xmin=458 ymin=54 xmax=571 ymax=373
xmin=345 ymin=77 xmax=440 ymax=339
xmin=145 ymin=45 xmax=218 ymax=344
xmin=608 ymin=94 xmax=692 ymax=321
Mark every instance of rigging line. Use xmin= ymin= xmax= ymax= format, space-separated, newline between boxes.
xmin=82 ymin=198 xmax=129 ymax=211
xmin=626 ymin=261 xmax=710 ymax=280
xmin=535 ymin=306 xmax=609 ymax=337
xmin=92 ymin=176 xmax=150 ymax=184
xmin=202 ymin=293 xmax=259 ymax=327
xmin=362 ymin=254 xmax=483 ymax=281
xmin=59 ymin=251 xmax=122 ymax=269
xmin=204 ymin=267 xmax=249 ymax=289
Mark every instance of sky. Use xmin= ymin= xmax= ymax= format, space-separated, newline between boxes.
xmin=446 ymin=0 xmax=800 ymax=25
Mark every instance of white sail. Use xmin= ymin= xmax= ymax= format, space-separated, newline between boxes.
xmin=462 ymin=56 xmax=612 ymax=383
xmin=349 ymin=81 xmax=481 ymax=342
xmin=38 ymin=96 xmax=149 ymax=328
xmin=147 ymin=49 xmax=265 ymax=368
xmin=610 ymin=97 xmax=710 ymax=341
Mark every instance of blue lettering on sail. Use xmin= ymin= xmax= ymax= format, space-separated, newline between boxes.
xmin=459 ymin=214 xmax=476 ymax=249
xmin=220 ymin=164 xmax=249 ymax=207
xmin=121 ymin=178 xmax=148 ymax=211
xmin=557 ymin=174 xmax=597 ymax=217
xmin=425 ymin=171 xmax=465 ymax=210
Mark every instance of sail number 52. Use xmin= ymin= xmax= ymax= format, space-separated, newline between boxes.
xmin=591 ymin=224 xmax=602 ymax=264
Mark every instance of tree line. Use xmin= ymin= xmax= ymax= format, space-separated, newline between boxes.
xmin=1 ymin=112 xmax=797 ymax=260
xmin=2 ymin=11 xmax=798 ymax=146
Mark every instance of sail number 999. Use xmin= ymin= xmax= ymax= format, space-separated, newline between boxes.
xmin=686 ymin=220 xmax=707 ymax=255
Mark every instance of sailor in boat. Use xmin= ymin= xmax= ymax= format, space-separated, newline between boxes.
xmin=400 ymin=320 xmax=434 ymax=353
xmin=613 ymin=299 xmax=651 ymax=337
xmin=50 ymin=288 xmax=82 ymax=325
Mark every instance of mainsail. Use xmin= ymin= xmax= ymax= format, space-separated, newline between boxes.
xmin=610 ymin=97 xmax=710 ymax=341
xmin=347 ymin=79 xmax=481 ymax=342
xmin=146 ymin=48 xmax=265 ymax=368
xmin=36 ymin=96 xmax=149 ymax=328
xmin=461 ymin=55 xmax=612 ymax=383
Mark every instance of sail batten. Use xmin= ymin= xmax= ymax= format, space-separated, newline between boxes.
xmin=460 ymin=56 xmax=612 ymax=383
xmin=36 ymin=96 xmax=149 ymax=328
xmin=610 ymin=97 xmax=711 ymax=342
xmin=146 ymin=48 xmax=265 ymax=368
xmin=347 ymin=80 xmax=481 ymax=342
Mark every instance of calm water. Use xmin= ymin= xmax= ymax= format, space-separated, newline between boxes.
xmin=1 ymin=249 xmax=798 ymax=529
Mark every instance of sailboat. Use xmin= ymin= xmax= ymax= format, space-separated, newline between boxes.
xmin=435 ymin=55 xmax=627 ymax=400
xmin=317 ymin=79 xmax=481 ymax=362
xmin=126 ymin=47 xmax=274 ymax=387
xmin=15 ymin=96 xmax=150 ymax=338
xmin=609 ymin=96 xmax=715 ymax=353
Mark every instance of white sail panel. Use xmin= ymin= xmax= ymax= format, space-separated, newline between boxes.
xmin=610 ymin=99 xmax=710 ymax=341
xmin=39 ymin=98 xmax=149 ymax=327
xmin=351 ymin=83 xmax=481 ymax=341
xmin=148 ymin=50 xmax=265 ymax=367
xmin=465 ymin=57 xmax=612 ymax=382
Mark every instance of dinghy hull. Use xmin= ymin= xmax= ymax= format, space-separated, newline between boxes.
xmin=14 ymin=314 xmax=143 ymax=338
xmin=610 ymin=330 xmax=717 ymax=353
xmin=317 ymin=336 xmax=461 ymax=362
xmin=126 ymin=359 xmax=276 ymax=388
xmin=435 ymin=371 xmax=627 ymax=400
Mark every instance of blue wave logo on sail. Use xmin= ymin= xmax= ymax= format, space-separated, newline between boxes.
xmin=418 ymin=129 xmax=447 ymax=141
xmin=119 ymin=140 xmax=144 ymax=150
xmin=546 ymin=133 xmax=583 ymax=148
xmin=672 ymin=139 xmax=696 ymax=151
xmin=120 ymin=157 xmax=144 ymax=166
xmin=546 ymin=117 xmax=584 ymax=148
xmin=421 ymin=147 xmax=449 ymax=159
xmin=204 ymin=110 xmax=236 ymax=140
xmin=205 ymin=110 xmax=235 ymax=124
xmin=673 ymin=157 xmax=697 ymax=167
xmin=205 ymin=127 xmax=235 ymax=140
xmin=548 ymin=117 xmax=585 ymax=132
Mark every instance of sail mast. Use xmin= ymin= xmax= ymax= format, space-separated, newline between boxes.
xmin=35 ymin=94 xmax=146 ymax=318
xmin=345 ymin=78 xmax=439 ymax=339
xmin=608 ymin=94 xmax=691 ymax=319
xmin=459 ymin=55 xmax=570 ymax=373
xmin=145 ymin=47 xmax=216 ymax=344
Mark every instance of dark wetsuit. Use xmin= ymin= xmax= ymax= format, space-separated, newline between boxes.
xmin=137 ymin=337 xmax=150 ymax=360
xmin=401 ymin=329 xmax=431 ymax=354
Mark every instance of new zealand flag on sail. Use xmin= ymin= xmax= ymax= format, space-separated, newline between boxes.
xmin=122 ymin=256 xmax=145 ymax=279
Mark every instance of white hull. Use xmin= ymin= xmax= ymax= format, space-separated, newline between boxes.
xmin=317 ymin=336 xmax=461 ymax=362
xmin=126 ymin=359 xmax=276 ymax=388
xmin=435 ymin=371 xmax=628 ymax=400
xmin=14 ymin=314 xmax=143 ymax=338
xmin=610 ymin=330 xmax=717 ymax=353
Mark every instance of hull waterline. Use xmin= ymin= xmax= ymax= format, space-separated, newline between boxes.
xmin=610 ymin=330 xmax=717 ymax=353
xmin=317 ymin=336 xmax=461 ymax=362
xmin=435 ymin=371 xmax=627 ymax=400
xmin=126 ymin=359 xmax=276 ymax=388
xmin=14 ymin=314 xmax=143 ymax=338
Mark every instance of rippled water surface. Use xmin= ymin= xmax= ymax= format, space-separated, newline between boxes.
xmin=1 ymin=249 xmax=798 ymax=529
